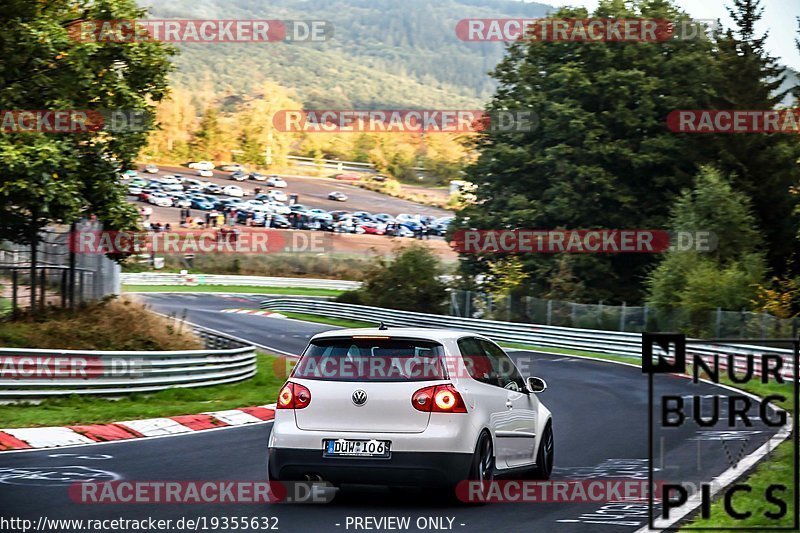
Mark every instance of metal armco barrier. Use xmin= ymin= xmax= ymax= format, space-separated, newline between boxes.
xmin=121 ymin=273 xmax=361 ymax=291
xmin=0 ymin=326 xmax=257 ymax=398
xmin=260 ymin=299 xmax=798 ymax=380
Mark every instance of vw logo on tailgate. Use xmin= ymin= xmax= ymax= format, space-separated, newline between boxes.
xmin=351 ymin=389 xmax=368 ymax=406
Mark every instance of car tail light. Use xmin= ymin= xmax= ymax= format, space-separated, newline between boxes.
xmin=276 ymin=382 xmax=311 ymax=409
xmin=412 ymin=384 xmax=467 ymax=413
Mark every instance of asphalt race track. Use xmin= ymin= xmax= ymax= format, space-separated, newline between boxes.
xmin=0 ymin=293 xmax=786 ymax=532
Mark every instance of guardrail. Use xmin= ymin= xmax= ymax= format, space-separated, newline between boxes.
xmin=260 ymin=299 xmax=798 ymax=379
xmin=121 ymin=273 xmax=361 ymax=291
xmin=0 ymin=326 xmax=257 ymax=398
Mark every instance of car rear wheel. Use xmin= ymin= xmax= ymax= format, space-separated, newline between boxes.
xmin=460 ymin=431 xmax=494 ymax=504
xmin=532 ymin=422 xmax=554 ymax=480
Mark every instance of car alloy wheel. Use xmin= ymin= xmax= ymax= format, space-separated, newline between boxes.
xmin=534 ymin=423 xmax=554 ymax=480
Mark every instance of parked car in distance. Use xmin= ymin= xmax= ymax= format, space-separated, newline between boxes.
xmin=161 ymin=183 xmax=184 ymax=193
xmin=203 ymin=182 xmax=223 ymax=194
xmin=148 ymin=192 xmax=174 ymax=207
xmin=396 ymin=213 xmax=420 ymax=224
xmin=220 ymin=164 xmax=246 ymax=172
xmin=333 ymin=172 xmax=361 ymax=181
xmin=127 ymin=184 xmax=143 ymax=196
xmin=308 ymin=215 xmax=336 ymax=231
xmin=188 ymin=161 xmax=215 ymax=170
xmin=266 ymin=201 xmax=291 ymax=215
xmin=371 ymin=174 xmax=387 ymax=182
xmin=182 ymin=178 xmax=204 ymax=192
xmin=169 ymin=194 xmax=193 ymax=209
xmin=122 ymin=170 xmax=139 ymax=180
xmin=144 ymin=164 xmax=159 ymax=174
xmin=138 ymin=187 xmax=161 ymax=202
xmin=385 ymin=222 xmax=416 ymax=238
xmin=432 ymin=217 xmax=453 ymax=236
xmin=265 ymin=190 xmax=288 ymax=202
xmin=221 ymin=185 xmax=246 ymax=198
xmin=328 ymin=191 xmax=348 ymax=202
xmin=329 ymin=210 xmax=350 ymax=221
xmin=307 ymin=208 xmax=329 ymax=218
xmin=360 ymin=221 xmax=386 ymax=235
xmin=249 ymin=172 xmax=267 ymax=181
xmin=197 ymin=169 xmax=214 ymax=178
xmin=269 ymin=214 xmax=291 ymax=228
xmin=159 ymin=175 xmax=182 ymax=185
xmin=231 ymin=171 xmax=248 ymax=181
xmin=373 ymin=213 xmax=395 ymax=223
xmin=189 ymin=195 xmax=216 ymax=210
xmin=215 ymin=198 xmax=246 ymax=212
xmin=266 ymin=176 xmax=287 ymax=188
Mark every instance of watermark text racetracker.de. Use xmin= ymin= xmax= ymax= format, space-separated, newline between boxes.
xmin=0 ymin=109 xmax=151 ymax=133
xmin=69 ymin=480 xmax=333 ymax=504
xmin=68 ymin=19 xmax=333 ymax=43
xmin=272 ymin=109 xmax=537 ymax=133
xmin=667 ymin=109 xmax=800 ymax=133
xmin=451 ymin=230 xmax=717 ymax=254
xmin=0 ymin=355 xmax=145 ymax=379
xmin=456 ymin=18 xmax=719 ymax=42
xmin=69 ymin=229 xmax=331 ymax=255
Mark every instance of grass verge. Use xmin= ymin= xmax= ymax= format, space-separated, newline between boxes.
xmin=0 ymin=298 xmax=201 ymax=351
xmin=0 ymin=353 xmax=285 ymax=428
xmin=498 ymin=341 xmax=638 ymax=366
xmin=281 ymin=311 xmax=377 ymax=329
xmin=682 ymin=373 xmax=796 ymax=530
xmin=123 ymin=285 xmax=343 ymax=297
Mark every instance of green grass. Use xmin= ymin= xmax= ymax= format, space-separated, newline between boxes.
xmin=683 ymin=373 xmax=796 ymax=530
xmin=0 ymin=353 xmax=286 ymax=428
xmin=282 ymin=311 xmax=377 ymax=328
xmin=498 ymin=341 xmax=639 ymax=366
xmin=123 ymin=284 xmax=343 ymax=297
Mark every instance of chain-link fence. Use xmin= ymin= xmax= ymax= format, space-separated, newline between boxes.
xmin=449 ymin=290 xmax=799 ymax=339
xmin=0 ymin=220 xmax=121 ymax=313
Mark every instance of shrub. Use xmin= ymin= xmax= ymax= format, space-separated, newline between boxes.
xmin=354 ymin=243 xmax=448 ymax=313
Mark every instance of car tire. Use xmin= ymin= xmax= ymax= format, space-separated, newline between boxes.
xmin=459 ymin=431 xmax=494 ymax=505
xmin=531 ymin=422 xmax=554 ymax=480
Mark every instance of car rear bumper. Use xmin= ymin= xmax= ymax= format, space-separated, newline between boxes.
xmin=268 ymin=447 xmax=472 ymax=487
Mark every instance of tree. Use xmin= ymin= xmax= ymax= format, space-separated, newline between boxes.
xmin=0 ymin=0 xmax=174 ymax=241
xmin=190 ymin=107 xmax=223 ymax=160
xmin=455 ymin=0 xmax=720 ymax=303
xmin=143 ymin=87 xmax=197 ymax=161
xmin=0 ymin=0 xmax=174 ymax=308
xmin=707 ymin=0 xmax=800 ymax=277
xmin=341 ymin=243 xmax=448 ymax=313
xmin=233 ymin=82 xmax=302 ymax=168
xmin=646 ymin=167 xmax=767 ymax=332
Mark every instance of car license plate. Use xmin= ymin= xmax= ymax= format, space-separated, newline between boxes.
xmin=323 ymin=439 xmax=391 ymax=458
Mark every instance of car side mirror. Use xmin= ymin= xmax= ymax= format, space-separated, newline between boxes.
xmin=527 ymin=377 xmax=547 ymax=394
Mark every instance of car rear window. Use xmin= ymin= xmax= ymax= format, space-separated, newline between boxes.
xmin=293 ymin=337 xmax=446 ymax=382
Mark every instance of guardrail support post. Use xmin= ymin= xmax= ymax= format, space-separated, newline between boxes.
xmin=11 ymin=269 xmax=18 ymax=314
xmin=39 ymin=268 xmax=46 ymax=310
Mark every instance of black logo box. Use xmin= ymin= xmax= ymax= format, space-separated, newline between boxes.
xmin=643 ymin=332 xmax=799 ymax=530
